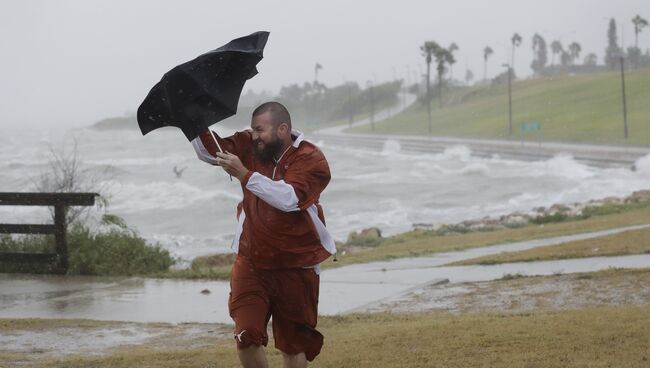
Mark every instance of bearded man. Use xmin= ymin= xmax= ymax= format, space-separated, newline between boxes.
xmin=191 ymin=101 xmax=335 ymax=368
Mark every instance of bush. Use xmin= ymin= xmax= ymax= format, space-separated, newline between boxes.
xmin=0 ymin=234 xmax=57 ymax=274
xmin=66 ymin=223 xmax=174 ymax=276
xmin=0 ymin=216 xmax=174 ymax=276
xmin=530 ymin=212 xmax=569 ymax=224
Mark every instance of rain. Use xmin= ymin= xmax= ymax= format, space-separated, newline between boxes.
xmin=1 ymin=1 xmax=650 ymax=367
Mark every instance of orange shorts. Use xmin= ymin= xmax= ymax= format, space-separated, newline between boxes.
xmin=228 ymin=255 xmax=323 ymax=361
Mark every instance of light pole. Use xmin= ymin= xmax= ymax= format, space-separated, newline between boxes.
xmin=502 ymin=63 xmax=513 ymax=136
xmin=620 ymin=56 xmax=628 ymax=140
xmin=367 ymin=80 xmax=375 ymax=132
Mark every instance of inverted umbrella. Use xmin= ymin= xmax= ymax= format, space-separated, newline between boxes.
xmin=137 ymin=31 xmax=270 ymax=142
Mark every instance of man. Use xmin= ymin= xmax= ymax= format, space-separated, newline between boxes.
xmin=191 ymin=101 xmax=336 ymax=368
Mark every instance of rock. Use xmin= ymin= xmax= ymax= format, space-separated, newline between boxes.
xmin=412 ymin=223 xmax=434 ymax=231
xmin=347 ymin=227 xmax=382 ymax=242
xmin=626 ymin=190 xmax=650 ymax=203
xmin=549 ymin=203 xmax=571 ymax=214
xmin=501 ymin=212 xmax=530 ymax=227
xmin=346 ymin=227 xmax=383 ymax=247
xmin=200 ymin=289 xmax=211 ymax=295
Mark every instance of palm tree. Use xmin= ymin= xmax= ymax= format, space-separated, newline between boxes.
xmin=483 ymin=46 xmax=493 ymax=80
xmin=550 ymin=40 xmax=563 ymax=65
xmin=465 ymin=69 xmax=474 ymax=85
xmin=421 ymin=41 xmax=439 ymax=133
xmin=448 ymin=42 xmax=459 ymax=81
xmin=632 ymin=15 xmax=648 ymax=50
xmin=314 ymin=63 xmax=323 ymax=83
xmin=434 ymin=47 xmax=453 ymax=108
xmin=531 ymin=33 xmax=548 ymax=74
xmin=584 ymin=53 xmax=598 ymax=66
xmin=568 ymin=42 xmax=582 ymax=65
xmin=511 ymin=33 xmax=522 ymax=73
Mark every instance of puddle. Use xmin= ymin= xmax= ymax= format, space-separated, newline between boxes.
xmin=1 ymin=224 xmax=649 ymax=323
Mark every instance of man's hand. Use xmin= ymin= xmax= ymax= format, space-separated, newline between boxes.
xmin=215 ymin=152 xmax=249 ymax=181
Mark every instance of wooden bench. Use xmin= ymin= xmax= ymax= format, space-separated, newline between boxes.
xmin=0 ymin=192 xmax=97 ymax=274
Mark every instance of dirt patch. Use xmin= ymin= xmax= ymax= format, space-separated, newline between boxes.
xmin=363 ymin=268 xmax=650 ymax=314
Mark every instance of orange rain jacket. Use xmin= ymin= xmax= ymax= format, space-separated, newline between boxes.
xmin=192 ymin=129 xmax=336 ymax=269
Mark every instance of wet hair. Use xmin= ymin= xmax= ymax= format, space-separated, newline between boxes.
xmin=252 ymin=101 xmax=292 ymax=130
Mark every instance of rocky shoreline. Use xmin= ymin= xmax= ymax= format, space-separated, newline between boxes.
xmin=347 ymin=190 xmax=650 ymax=242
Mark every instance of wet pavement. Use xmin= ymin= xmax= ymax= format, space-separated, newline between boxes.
xmin=1 ymin=224 xmax=649 ymax=324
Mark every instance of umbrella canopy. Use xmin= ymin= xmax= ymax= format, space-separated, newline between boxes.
xmin=137 ymin=31 xmax=270 ymax=141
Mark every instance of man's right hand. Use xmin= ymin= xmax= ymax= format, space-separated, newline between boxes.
xmin=215 ymin=152 xmax=249 ymax=182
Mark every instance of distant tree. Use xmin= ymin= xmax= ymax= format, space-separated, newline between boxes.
xmin=531 ymin=33 xmax=548 ymax=74
xmin=627 ymin=46 xmax=643 ymax=69
xmin=632 ymin=15 xmax=648 ymax=50
xmin=560 ymin=50 xmax=571 ymax=67
xmin=568 ymin=42 xmax=582 ymax=64
xmin=584 ymin=53 xmax=598 ymax=66
xmin=448 ymin=42 xmax=459 ymax=81
xmin=511 ymin=33 xmax=522 ymax=73
xmin=483 ymin=46 xmax=493 ymax=80
xmin=605 ymin=18 xmax=622 ymax=69
xmin=631 ymin=15 xmax=648 ymax=68
xmin=465 ymin=69 xmax=474 ymax=85
xmin=314 ymin=63 xmax=323 ymax=83
xmin=34 ymin=140 xmax=108 ymax=226
xmin=434 ymin=46 xmax=453 ymax=107
xmin=550 ymin=40 xmax=563 ymax=65
xmin=421 ymin=41 xmax=439 ymax=132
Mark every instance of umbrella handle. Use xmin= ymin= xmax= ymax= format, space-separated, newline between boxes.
xmin=208 ymin=130 xmax=224 ymax=153
xmin=208 ymin=130 xmax=233 ymax=181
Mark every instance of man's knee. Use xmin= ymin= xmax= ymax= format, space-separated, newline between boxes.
xmin=234 ymin=326 xmax=268 ymax=350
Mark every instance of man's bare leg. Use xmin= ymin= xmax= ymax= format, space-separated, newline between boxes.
xmin=282 ymin=351 xmax=307 ymax=368
xmin=238 ymin=345 xmax=268 ymax=368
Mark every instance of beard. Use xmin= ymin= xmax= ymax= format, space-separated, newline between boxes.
xmin=253 ymin=136 xmax=284 ymax=164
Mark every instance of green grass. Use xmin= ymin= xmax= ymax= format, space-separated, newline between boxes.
xmin=325 ymin=199 xmax=650 ymax=270
xmin=351 ymin=68 xmax=650 ymax=146
xmin=450 ymin=226 xmax=650 ymax=266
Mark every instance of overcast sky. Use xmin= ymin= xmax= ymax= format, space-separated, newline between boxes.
xmin=1 ymin=0 xmax=648 ymax=129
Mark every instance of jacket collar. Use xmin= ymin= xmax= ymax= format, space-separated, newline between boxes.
xmin=291 ymin=129 xmax=304 ymax=148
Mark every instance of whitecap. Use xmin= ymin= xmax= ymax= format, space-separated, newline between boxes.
xmin=107 ymin=181 xmax=242 ymax=213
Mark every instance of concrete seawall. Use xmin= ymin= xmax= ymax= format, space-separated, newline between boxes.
xmin=314 ymin=132 xmax=650 ymax=169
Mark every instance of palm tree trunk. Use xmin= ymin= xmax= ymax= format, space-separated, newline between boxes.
xmin=426 ymin=62 xmax=432 ymax=133
xmin=483 ymin=60 xmax=487 ymax=81
xmin=438 ymin=74 xmax=443 ymax=108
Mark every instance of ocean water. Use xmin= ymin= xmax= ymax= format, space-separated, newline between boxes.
xmin=1 ymin=125 xmax=649 ymax=263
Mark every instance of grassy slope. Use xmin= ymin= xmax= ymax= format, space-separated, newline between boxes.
xmin=351 ymin=68 xmax=650 ymax=146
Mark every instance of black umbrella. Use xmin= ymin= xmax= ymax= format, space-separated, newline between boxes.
xmin=137 ymin=31 xmax=270 ymax=142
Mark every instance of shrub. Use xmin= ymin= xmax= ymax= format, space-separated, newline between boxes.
xmin=0 ymin=215 xmax=174 ymax=276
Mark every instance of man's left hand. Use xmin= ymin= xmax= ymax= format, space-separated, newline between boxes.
xmin=215 ymin=152 xmax=249 ymax=181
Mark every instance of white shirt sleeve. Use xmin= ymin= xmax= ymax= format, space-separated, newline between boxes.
xmin=191 ymin=136 xmax=219 ymax=165
xmin=246 ymin=172 xmax=300 ymax=212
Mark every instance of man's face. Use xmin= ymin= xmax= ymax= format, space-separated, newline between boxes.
xmin=251 ymin=112 xmax=283 ymax=164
